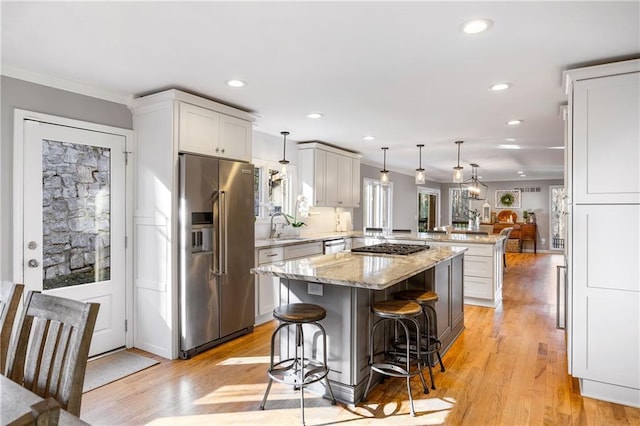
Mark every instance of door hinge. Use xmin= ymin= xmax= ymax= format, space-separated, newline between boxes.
xmin=125 ymin=319 xmax=128 ymax=332
xmin=123 ymin=150 xmax=133 ymax=165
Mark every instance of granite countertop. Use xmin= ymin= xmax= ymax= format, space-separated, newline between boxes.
xmin=251 ymin=245 xmax=467 ymax=290
xmin=255 ymin=231 xmax=504 ymax=249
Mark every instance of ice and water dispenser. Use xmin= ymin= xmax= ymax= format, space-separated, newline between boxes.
xmin=191 ymin=212 xmax=213 ymax=253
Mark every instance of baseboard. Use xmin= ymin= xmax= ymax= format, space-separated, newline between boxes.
xmin=579 ymin=378 xmax=640 ymax=408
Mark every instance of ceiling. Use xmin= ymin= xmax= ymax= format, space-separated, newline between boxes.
xmin=2 ymin=1 xmax=638 ymax=182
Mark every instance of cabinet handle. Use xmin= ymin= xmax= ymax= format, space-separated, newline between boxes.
xmin=266 ymin=253 xmax=279 ymax=257
xmin=221 ymin=148 xmax=225 ymax=153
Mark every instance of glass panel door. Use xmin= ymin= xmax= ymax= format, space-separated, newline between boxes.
xmin=550 ymin=185 xmax=566 ymax=250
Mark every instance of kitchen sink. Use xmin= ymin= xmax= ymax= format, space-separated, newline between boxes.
xmin=267 ymin=237 xmax=307 ymax=241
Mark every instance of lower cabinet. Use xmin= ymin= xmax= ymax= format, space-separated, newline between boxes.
xmin=254 ymin=241 xmax=324 ymax=325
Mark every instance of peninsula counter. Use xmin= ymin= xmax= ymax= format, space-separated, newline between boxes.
xmin=251 ymin=246 xmax=466 ymax=404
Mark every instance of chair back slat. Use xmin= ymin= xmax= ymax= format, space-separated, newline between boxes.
xmin=6 ymin=291 xmax=99 ymax=417
xmin=0 ymin=282 xmax=25 ymax=375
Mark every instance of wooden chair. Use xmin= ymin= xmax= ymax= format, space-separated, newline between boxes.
xmin=7 ymin=397 xmax=61 ymax=426
xmin=6 ymin=291 xmax=99 ymax=417
xmin=1 ymin=282 xmax=25 ymax=375
xmin=500 ymin=227 xmax=514 ymax=268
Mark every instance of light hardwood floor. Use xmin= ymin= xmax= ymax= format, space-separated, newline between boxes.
xmin=81 ymin=253 xmax=640 ymax=425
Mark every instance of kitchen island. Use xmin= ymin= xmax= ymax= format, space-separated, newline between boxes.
xmin=251 ymin=245 xmax=465 ymax=404
xmin=353 ymin=232 xmax=506 ymax=307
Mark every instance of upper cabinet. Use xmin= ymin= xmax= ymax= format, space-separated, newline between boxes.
xmin=564 ymin=61 xmax=640 ymax=204
xmin=178 ymin=100 xmax=252 ymax=161
xmin=298 ymin=142 xmax=361 ymax=208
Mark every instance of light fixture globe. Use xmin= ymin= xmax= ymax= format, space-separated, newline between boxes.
xmin=415 ymin=144 xmax=426 ymax=184
xmin=380 ymin=147 xmax=390 ymax=185
xmin=453 ymin=141 xmax=464 ymax=183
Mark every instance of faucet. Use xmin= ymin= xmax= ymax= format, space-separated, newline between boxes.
xmin=269 ymin=212 xmax=291 ymax=239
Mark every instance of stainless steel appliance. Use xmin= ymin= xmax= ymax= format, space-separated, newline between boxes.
xmin=351 ymin=243 xmax=430 ymax=255
xmin=323 ymin=238 xmax=347 ymax=254
xmin=178 ymin=153 xmax=255 ymax=359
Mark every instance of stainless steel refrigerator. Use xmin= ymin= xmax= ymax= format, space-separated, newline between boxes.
xmin=178 ymin=153 xmax=255 ymax=359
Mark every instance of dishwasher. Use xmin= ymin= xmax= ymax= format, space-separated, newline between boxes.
xmin=323 ymin=238 xmax=347 ymax=254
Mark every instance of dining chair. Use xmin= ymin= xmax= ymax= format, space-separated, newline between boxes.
xmin=7 ymin=397 xmax=61 ymax=426
xmin=500 ymin=227 xmax=514 ymax=268
xmin=5 ymin=291 xmax=99 ymax=417
xmin=1 ymin=282 xmax=25 ymax=375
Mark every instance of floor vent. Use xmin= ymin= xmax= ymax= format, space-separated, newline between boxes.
xmin=515 ymin=187 xmax=541 ymax=193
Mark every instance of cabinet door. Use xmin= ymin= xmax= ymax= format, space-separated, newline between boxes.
xmin=219 ymin=114 xmax=252 ymax=161
xmin=521 ymin=224 xmax=536 ymax=240
xmin=178 ymin=102 xmax=219 ymax=156
xmin=314 ymin=149 xmax=327 ymax=206
xmin=573 ymin=72 xmax=640 ymax=204
xmin=434 ymin=260 xmax=451 ymax=340
xmin=572 ymin=205 xmax=640 ymax=388
xmin=351 ymin=158 xmax=361 ymax=207
xmin=450 ymin=255 xmax=464 ymax=331
xmin=337 ymin=154 xmax=352 ymax=206
xmin=324 ymin=151 xmax=340 ymax=206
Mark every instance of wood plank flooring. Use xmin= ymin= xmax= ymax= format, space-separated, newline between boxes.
xmin=81 ymin=253 xmax=640 ymax=425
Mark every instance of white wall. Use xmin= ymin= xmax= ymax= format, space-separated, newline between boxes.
xmin=0 ymin=76 xmax=133 ymax=281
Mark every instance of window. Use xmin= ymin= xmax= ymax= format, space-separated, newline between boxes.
xmin=450 ymin=187 xmax=471 ymax=227
xmin=253 ymin=159 xmax=296 ymax=222
xmin=363 ymin=178 xmax=393 ymax=231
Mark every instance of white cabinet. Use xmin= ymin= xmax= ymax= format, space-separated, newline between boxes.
xmin=571 ymin=71 xmax=640 ymax=204
xmin=564 ymin=59 xmax=640 ymax=407
xmin=255 ymin=247 xmax=284 ymax=325
xmin=254 ymin=241 xmax=323 ymax=325
xmin=429 ymin=241 xmax=502 ymax=308
xmin=299 ymin=143 xmax=360 ymax=207
xmin=131 ymin=89 xmax=254 ymax=359
xmin=178 ymin=102 xmax=252 ymax=161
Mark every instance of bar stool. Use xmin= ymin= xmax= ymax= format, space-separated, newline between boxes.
xmin=259 ymin=303 xmax=336 ymax=425
xmin=394 ymin=290 xmax=446 ymax=389
xmin=362 ymin=299 xmax=429 ymax=417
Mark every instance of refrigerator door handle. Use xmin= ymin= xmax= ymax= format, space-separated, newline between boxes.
xmin=219 ymin=190 xmax=228 ymax=275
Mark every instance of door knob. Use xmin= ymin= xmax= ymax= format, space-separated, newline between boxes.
xmin=27 ymin=259 xmax=39 ymax=268
xmin=28 ymin=241 xmax=37 ymax=250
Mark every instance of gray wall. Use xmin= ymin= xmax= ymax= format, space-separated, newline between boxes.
xmin=1 ymin=76 xmax=133 ymax=281
xmin=440 ymin=179 xmax=564 ymax=251
xmin=354 ymin=163 xmax=442 ymax=231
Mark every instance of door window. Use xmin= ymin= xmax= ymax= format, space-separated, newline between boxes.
xmin=42 ymin=140 xmax=111 ymax=290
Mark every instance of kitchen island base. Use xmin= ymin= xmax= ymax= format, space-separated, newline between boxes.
xmin=276 ymin=253 xmax=464 ymax=404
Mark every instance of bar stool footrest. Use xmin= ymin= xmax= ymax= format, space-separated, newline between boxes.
xmin=370 ymin=362 xmax=422 ymax=378
xmin=268 ymin=358 xmax=330 ymax=386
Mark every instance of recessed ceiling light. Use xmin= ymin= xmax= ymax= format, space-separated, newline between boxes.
xmin=490 ymin=83 xmax=512 ymax=91
xmin=498 ymin=144 xmax=521 ymax=150
xmin=506 ymin=120 xmax=522 ymax=126
xmin=226 ymin=79 xmax=247 ymax=88
xmin=548 ymin=146 xmax=565 ymax=150
xmin=517 ymin=171 xmax=524 ymax=174
xmin=505 ymin=138 xmax=516 ymax=142
xmin=306 ymin=112 xmax=324 ymax=119
xmin=520 ymin=174 xmax=527 ymax=177
xmin=461 ymin=18 xmax=493 ymax=34
xmin=363 ymin=136 xmax=375 ymax=141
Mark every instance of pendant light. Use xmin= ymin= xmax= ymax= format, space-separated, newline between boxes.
xmin=279 ymin=131 xmax=290 ymax=177
xmin=380 ymin=147 xmax=389 ymax=185
xmin=463 ymin=163 xmax=488 ymax=200
xmin=453 ymin=140 xmax=464 ymax=183
xmin=415 ymin=144 xmax=426 ymax=184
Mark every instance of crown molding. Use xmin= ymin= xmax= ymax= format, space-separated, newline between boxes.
xmin=1 ymin=65 xmax=133 ymax=106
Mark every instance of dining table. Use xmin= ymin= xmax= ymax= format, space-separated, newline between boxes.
xmin=0 ymin=375 xmax=89 ymax=425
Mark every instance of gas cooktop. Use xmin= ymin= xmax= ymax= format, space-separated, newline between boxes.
xmin=351 ymin=243 xmax=430 ymax=256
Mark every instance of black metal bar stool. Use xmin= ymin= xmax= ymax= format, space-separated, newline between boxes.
xmin=362 ymin=299 xmax=429 ymax=417
xmin=259 ymin=303 xmax=336 ymax=425
xmin=394 ymin=290 xmax=446 ymax=389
